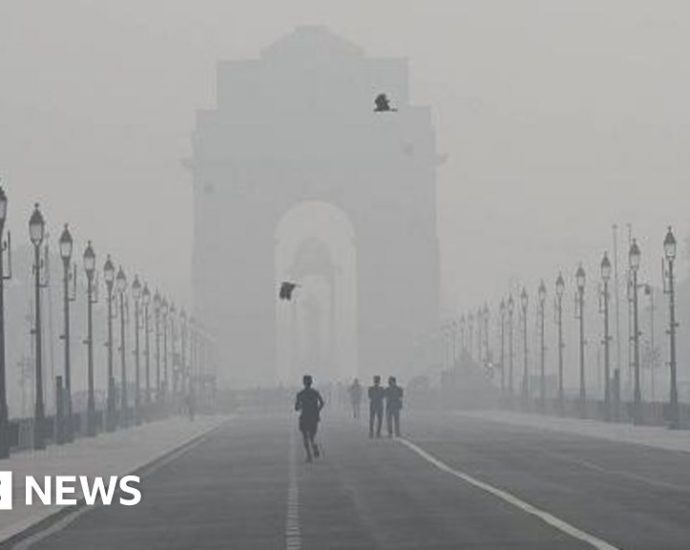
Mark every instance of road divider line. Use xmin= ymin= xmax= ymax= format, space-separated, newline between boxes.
xmin=398 ymin=438 xmax=620 ymax=550
xmin=285 ymin=430 xmax=302 ymax=550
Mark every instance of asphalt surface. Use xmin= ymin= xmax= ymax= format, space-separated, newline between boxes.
xmin=22 ymin=411 xmax=690 ymax=549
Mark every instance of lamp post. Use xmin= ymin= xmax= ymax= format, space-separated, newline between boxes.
xmin=555 ymin=273 xmax=565 ymax=414
xmin=59 ymin=225 xmax=76 ymax=442
xmin=482 ymin=303 xmax=490 ymax=366
xmin=600 ymin=252 xmax=612 ymax=421
xmin=131 ymin=276 xmax=142 ymax=425
xmin=154 ymin=291 xmax=161 ymax=400
xmin=663 ymin=227 xmax=679 ymax=428
xmin=83 ymin=241 xmax=97 ymax=436
xmin=499 ymin=299 xmax=506 ymax=393
xmin=189 ymin=316 xmax=196 ymax=398
xmin=507 ymin=295 xmax=515 ymax=396
xmin=103 ymin=255 xmax=116 ymax=431
xmin=576 ymin=265 xmax=586 ymax=416
xmin=162 ymin=297 xmax=169 ymax=403
xmin=0 ymin=186 xmax=11 ymax=458
xmin=170 ymin=303 xmax=177 ymax=400
xmin=538 ymin=281 xmax=546 ymax=410
xmin=468 ymin=312 xmax=474 ymax=360
xmin=459 ymin=314 xmax=466 ymax=355
xmin=29 ymin=204 xmax=46 ymax=450
xmin=476 ymin=307 xmax=483 ymax=364
xmin=143 ymin=284 xmax=151 ymax=410
xmin=629 ymin=239 xmax=642 ymax=425
xmin=520 ymin=288 xmax=529 ymax=405
xmin=116 ymin=267 xmax=128 ymax=427
xmin=181 ymin=309 xmax=188 ymax=398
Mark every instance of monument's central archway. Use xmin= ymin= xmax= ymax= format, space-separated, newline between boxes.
xmin=275 ymin=201 xmax=357 ymax=384
xmin=190 ymin=26 xmax=440 ymax=387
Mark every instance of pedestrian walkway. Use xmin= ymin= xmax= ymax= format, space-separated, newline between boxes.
xmin=459 ymin=410 xmax=690 ymax=454
xmin=0 ymin=415 xmax=228 ymax=544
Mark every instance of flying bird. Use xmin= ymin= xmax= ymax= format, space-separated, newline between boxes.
xmin=279 ymin=281 xmax=299 ymax=301
xmin=374 ymin=93 xmax=397 ymax=113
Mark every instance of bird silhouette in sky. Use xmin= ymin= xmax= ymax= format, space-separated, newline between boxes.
xmin=279 ymin=281 xmax=299 ymax=301
xmin=374 ymin=93 xmax=397 ymax=112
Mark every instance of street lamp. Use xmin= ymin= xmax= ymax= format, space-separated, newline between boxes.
xmin=468 ymin=312 xmax=474 ymax=360
xmin=153 ymin=291 xmax=161 ymax=400
xmin=482 ymin=303 xmax=489 ymax=367
xmin=142 ymin=284 xmax=151 ymax=410
xmin=600 ymin=252 xmax=612 ymax=421
xmin=181 ymin=308 xmax=188 ymax=399
xmin=0 ymin=186 xmax=11 ymax=458
xmin=116 ymin=267 xmax=128 ymax=427
xmin=538 ymin=280 xmax=547 ymax=410
xmin=103 ymin=255 xmax=116 ymax=431
xmin=131 ymin=275 xmax=142 ymax=425
xmin=59 ymin=225 xmax=76 ymax=443
xmin=499 ymin=299 xmax=506 ymax=394
xmin=476 ymin=307 xmax=483 ymax=364
xmin=189 ymin=316 xmax=196 ymax=399
xmin=187 ymin=314 xmax=195 ymax=405
xmin=575 ymin=264 xmax=586 ymax=417
xmin=520 ymin=288 xmax=528 ymax=405
xmin=507 ymin=295 xmax=515 ymax=395
xmin=629 ymin=239 xmax=642 ymax=424
xmin=29 ymin=204 xmax=46 ymax=450
xmin=663 ymin=226 xmax=679 ymax=428
xmin=555 ymin=273 xmax=565 ymax=414
xmin=162 ymin=297 xmax=169 ymax=403
xmin=459 ymin=314 xmax=466 ymax=355
xmin=83 ymin=241 xmax=97 ymax=437
xmin=170 ymin=303 xmax=178 ymax=401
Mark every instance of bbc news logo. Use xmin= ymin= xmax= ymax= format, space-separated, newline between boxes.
xmin=0 ymin=472 xmax=141 ymax=510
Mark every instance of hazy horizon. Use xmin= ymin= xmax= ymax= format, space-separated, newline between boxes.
xmin=2 ymin=0 xmax=690 ymax=313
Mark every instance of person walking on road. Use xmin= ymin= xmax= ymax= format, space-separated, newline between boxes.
xmin=368 ymin=375 xmax=385 ymax=438
xmin=385 ymin=376 xmax=403 ymax=437
xmin=348 ymin=378 xmax=363 ymax=419
xmin=295 ymin=374 xmax=324 ymax=463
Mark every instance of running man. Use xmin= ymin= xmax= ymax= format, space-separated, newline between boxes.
xmin=368 ymin=375 xmax=385 ymax=438
xmin=295 ymin=374 xmax=325 ymax=462
xmin=385 ymin=376 xmax=403 ymax=437
xmin=348 ymin=378 xmax=363 ymax=419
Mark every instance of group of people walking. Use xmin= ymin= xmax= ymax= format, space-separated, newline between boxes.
xmin=294 ymin=374 xmax=404 ymax=462
xmin=357 ymin=375 xmax=403 ymax=439
xmin=347 ymin=376 xmax=403 ymax=438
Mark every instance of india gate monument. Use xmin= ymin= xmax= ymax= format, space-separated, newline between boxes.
xmin=190 ymin=26 xmax=440 ymax=387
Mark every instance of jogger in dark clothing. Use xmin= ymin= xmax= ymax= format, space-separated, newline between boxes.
xmin=368 ymin=375 xmax=385 ymax=438
xmin=295 ymin=375 xmax=324 ymax=462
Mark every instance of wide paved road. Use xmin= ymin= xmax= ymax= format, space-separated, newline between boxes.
xmin=22 ymin=412 xmax=690 ymax=549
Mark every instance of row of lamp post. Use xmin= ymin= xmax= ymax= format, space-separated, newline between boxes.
xmin=0 ymin=186 xmax=212 ymax=454
xmin=456 ymin=225 xmax=681 ymax=428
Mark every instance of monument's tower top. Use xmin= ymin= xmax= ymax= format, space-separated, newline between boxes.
xmin=262 ymin=25 xmax=364 ymax=60
xmin=214 ymin=26 xmax=411 ymax=122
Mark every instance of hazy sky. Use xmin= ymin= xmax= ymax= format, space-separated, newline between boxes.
xmin=1 ymin=0 xmax=689 ymax=312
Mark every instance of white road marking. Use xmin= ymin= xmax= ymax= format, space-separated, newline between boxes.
xmin=285 ymin=430 xmax=302 ymax=550
xmin=398 ymin=438 xmax=620 ymax=550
